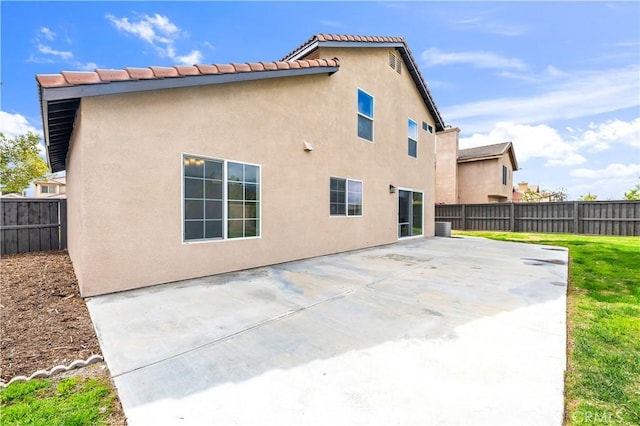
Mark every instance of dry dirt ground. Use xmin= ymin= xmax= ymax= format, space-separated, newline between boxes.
xmin=1 ymin=250 xmax=126 ymax=424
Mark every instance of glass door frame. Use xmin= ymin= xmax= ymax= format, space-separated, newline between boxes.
xmin=397 ymin=188 xmax=424 ymax=239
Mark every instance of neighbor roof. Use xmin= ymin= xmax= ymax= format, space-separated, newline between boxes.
xmin=282 ymin=34 xmax=445 ymax=133
xmin=458 ymin=142 xmax=519 ymax=170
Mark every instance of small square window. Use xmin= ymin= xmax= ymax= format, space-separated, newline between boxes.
xmin=422 ymin=122 xmax=434 ymax=134
xmin=330 ymin=177 xmax=362 ymax=217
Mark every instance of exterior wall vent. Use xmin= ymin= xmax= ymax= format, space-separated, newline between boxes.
xmin=389 ymin=52 xmax=402 ymax=74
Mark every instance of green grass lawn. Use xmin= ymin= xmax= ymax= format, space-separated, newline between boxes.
xmin=0 ymin=376 xmax=117 ymax=425
xmin=455 ymin=231 xmax=640 ymax=425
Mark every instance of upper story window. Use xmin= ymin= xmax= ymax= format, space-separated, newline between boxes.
xmin=357 ymin=89 xmax=374 ymax=142
xmin=408 ymin=119 xmax=418 ymax=158
xmin=422 ymin=121 xmax=434 ymax=134
xmin=40 ymin=185 xmax=56 ymax=194
xmin=502 ymin=165 xmax=508 ymax=185
xmin=183 ymin=155 xmax=260 ymax=242
xmin=330 ymin=177 xmax=363 ymax=217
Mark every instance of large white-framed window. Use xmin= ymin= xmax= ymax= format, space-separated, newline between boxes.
xmin=357 ymin=89 xmax=374 ymax=142
xmin=227 ymin=161 xmax=260 ymax=238
xmin=330 ymin=177 xmax=363 ymax=217
xmin=408 ymin=118 xmax=418 ymax=158
xmin=183 ymin=154 xmax=260 ymax=242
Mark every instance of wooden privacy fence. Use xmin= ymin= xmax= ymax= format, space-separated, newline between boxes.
xmin=1 ymin=198 xmax=67 ymax=254
xmin=435 ymin=200 xmax=640 ymax=236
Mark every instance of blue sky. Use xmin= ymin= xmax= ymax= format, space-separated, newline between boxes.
xmin=2 ymin=1 xmax=639 ymax=199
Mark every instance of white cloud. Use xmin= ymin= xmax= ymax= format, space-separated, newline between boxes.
xmin=0 ymin=112 xmax=46 ymax=157
xmin=40 ymin=27 xmax=56 ymax=41
xmin=460 ymin=122 xmax=586 ymax=167
xmin=568 ymin=163 xmax=640 ymax=199
xmin=78 ymin=61 xmax=99 ymax=71
xmin=176 ymin=50 xmax=203 ymax=65
xmin=106 ymin=13 xmax=202 ymax=65
xmin=445 ymin=66 xmax=640 ymax=133
xmin=0 ymin=111 xmax=41 ymax=139
xmin=570 ymin=163 xmax=640 ymax=180
xmin=422 ymin=48 xmax=526 ymax=70
xmin=37 ymin=43 xmax=73 ymax=60
xmin=452 ymin=16 xmax=526 ymax=37
xmin=571 ymin=118 xmax=640 ymax=152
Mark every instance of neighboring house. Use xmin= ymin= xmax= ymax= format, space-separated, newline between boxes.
xmin=457 ymin=142 xmax=518 ymax=204
xmin=34 ymin=177 xmax=66 ymax=198
xmin=0 ymin=193 xmax=25 ymax=198
xmin=513 ymin=182 xmax=552 ymax=202
xmin=435 ymin=134 xmax=518 ymax=204
xmin=36 ymin=34 xmax=446 ymax=297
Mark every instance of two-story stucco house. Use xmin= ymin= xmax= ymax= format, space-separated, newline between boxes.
xmin=34 ymin=176 xmax=66 ymax=198
xmin=435 ymin=129 xmax=518 ymax=204
xmin=457 ymin=142 xmax=518 ymax=203
xmin=37 ymin=34 xmax=446 ymax=297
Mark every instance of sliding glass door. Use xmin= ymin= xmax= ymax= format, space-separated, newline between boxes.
xmin=398 ymin=190 xmax=423 ymax=238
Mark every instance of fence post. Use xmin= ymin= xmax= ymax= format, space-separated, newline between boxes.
xmin=59 ymin=199 xmax=67 ymax=249
xmin=573 ymin=201 xmax=579 ymax=234
xmin=461 ymin=204 xmax=466 ymax=230
xmin=509 ymin=203 xmax=515 ymax=232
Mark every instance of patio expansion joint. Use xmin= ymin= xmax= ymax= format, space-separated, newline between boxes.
xmin=112 ymin=259 xmax=438 ymax=379
xmin=111 ymin=287 xmax=358 ymax=379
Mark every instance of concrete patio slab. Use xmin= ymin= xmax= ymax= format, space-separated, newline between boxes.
xmin=86 ymin=236 xmax=567 ymax=425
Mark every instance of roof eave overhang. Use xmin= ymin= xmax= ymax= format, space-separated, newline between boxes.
xmin=508 ymin=146 xmax=519 ymax=171
xmin=40 ymin=66 xmax=339 ymax=102
xmin=457 ymin=155 xmax=502 ymax=163
xmin=40 ymin=65 xmax=339 ymax=173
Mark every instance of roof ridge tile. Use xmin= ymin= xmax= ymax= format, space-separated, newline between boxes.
xmin=150 ymin=66 xmax=179 ymax=78
xmin=61 ymin=71 xmax=101 ymax=85
xmin=95 ymin=69 xmax=130 ymax=81
xmin=232 ymin=63 xmax=251 ymax=73
xmin=125 ymin=67 xmax=154 ymax=79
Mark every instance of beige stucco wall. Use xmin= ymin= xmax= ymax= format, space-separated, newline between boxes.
xmin=67 ymin=47 xmax=437 ymax=296
xmin=434 ymin=127 xmax=460 ymax=204
xmin=458 ymin=155 xmax=514 ymax=204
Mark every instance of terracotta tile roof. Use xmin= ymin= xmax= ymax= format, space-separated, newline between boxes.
xmin=281 ymin=34 xmax=445 ymax=132
xmin=36 ymin=58 xmax=341 ymax=88
xmin=458 ymin=142 xmax=519 ymax=170
xmin=37 ymin=33 xmax=446 ymax=173
xmin=282 ymin=34 xmax=407 ymax=60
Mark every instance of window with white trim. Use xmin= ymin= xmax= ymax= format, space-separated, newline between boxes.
xmin=502 ymin=165 xmax=508 ymax=186
xmin=422 ymin=121 xmax=434 ymax=134
xmin=357 ymin=89 xmax=374 ymax=142
xmin=330 ymin=177 xmax=362 ymax=216
xmin=408 ymin=119 xmax=418 ymax=158
xmin=183 ymin=155 xmax=260 ymax=242
xmin=40 ymin=185 xmax=56 ymax=194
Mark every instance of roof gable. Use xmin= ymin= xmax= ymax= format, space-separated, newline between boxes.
xmin=36 ymin=34 xmax=447 ymax=174
xmin=282 ymin=34 xmax=445 ymax=133
xmin=458 ymin=142 xmax=519 ymax=170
